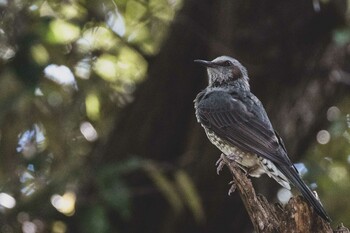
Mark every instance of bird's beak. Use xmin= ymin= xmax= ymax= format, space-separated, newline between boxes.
xmin=194 ymin=59 xmax=217 ymax=68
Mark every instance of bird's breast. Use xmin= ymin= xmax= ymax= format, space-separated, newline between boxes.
xmin=204 ymin=129 xmax=261 ymax=169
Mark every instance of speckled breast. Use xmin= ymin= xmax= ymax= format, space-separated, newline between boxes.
xmin=204 ymin=128 xmax=265 ymax=177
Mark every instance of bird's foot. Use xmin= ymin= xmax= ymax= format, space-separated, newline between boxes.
xmin=228 ymin=180 xmax=236 ymax=195
xmin=216 ymin=155 xmax=225 ymax=175
xmin=226 ymin=153 xmax=242 ymax=162
xmin=216 ymin=153 xmax=246 ymax=175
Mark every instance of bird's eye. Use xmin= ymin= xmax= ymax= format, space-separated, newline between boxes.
xmin=223 ymin=61 xmax=232 ymax=66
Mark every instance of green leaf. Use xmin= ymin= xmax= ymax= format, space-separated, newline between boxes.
xmin=144 ymin=162 xmax=184 ymax=214
xmin=175 ymin=170 xmax=205 ymax=223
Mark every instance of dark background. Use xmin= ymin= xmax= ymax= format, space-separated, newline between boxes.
xmin=0 ymin=0 xmax=349 ymax=232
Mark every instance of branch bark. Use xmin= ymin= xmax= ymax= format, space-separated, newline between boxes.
xmin=219 ymin=154 xmax=347 ymax=233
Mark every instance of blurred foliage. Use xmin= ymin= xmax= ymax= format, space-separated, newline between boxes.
xmin=1 ymin=0 xmax=350 ymax=232
xmin=303 ymin=97 xmax=350 ymax=226
xmin=145 ymin=163 xmax=204 ymax=223
xmin=0 ymin=0 xmax=192 ymax=232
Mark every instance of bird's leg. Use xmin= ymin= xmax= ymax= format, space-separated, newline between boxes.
xmin=216 ymin=153 xmax=247 ymax=174
xmin=226 ymin=153 xmax=242 ymax=162
xmin=216 ymin=153 xmax=238 ymax=195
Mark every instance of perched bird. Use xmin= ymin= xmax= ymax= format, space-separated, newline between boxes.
xmin=193 ymin=56 xmax=330 ymax=222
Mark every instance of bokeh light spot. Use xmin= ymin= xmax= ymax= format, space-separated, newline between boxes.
xmin=0 ymin=193 xmax=16 ymax=209
xmin=277 ymin=188 xmax=292 ymax=204
xmin=17 ymin=212 xmax=30 ymax=224
xmin=86 ymin=93 xmax=100 ymax=121
xmin=44 ymin=64 xmax=78 ymax=90
xmin=22 ymin=221 xmax=36 ymax=233
xmin=77 ymin=27 xmax=118 ymax=52
xmin=80 ymin=122 xmax=98 ymax=142
xmin=52 ymin=221 xmax=67 ymax=233
xmin=60 ymin=3 xmax=86 ymax=20
xmin=93 ymin=54 xmax=119 ymax=82
xmin=293 ymin=163 xmax=308 ymax=177
xmin=329 ymin=165 xmax=348 ymax=183
xmin=39 ymin=1 xmax=56 ymax=17
xmin=75 ymin=57 xmax=91 ymax=80
xmin=106 ymin=8 xmax=125 ymax=36
xmin=31 ymin=44 xmax=49 ymax=65
xmin=49 ymin=20 xmax=80 ymax=44
xmin=316 ymin=130 xmax=331 ymax=144
xmin=327 ymin=106 xmax=341 ymax=121
xmin=17 ymin=124 xmax=46 ymax=159
xmin=51 ymin=192 xmax=76 ymax=216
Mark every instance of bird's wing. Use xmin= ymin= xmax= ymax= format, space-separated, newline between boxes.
xmin=196 ymin=90 xmax=289 ymax=165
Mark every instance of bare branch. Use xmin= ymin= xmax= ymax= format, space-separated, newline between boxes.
xmin=219 ymin=154 xmax=342 ymax=233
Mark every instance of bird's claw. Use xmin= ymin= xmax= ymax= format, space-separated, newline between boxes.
xmin=216 ymin=159 xmax=225 ymax=175
xmin=228 ymin=180 xmax=236 ymax=195
xmin=216 ymin=154 xmax=226 ymax=175
xmin=215 ymin=154 xmax=237 ymax=194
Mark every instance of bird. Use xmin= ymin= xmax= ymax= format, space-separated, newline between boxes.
xmin=193 ymin=55 xmax=330 ymax=222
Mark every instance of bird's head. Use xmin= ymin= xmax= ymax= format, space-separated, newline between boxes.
xmin=194 ymin=56 xmax=250 ymax=90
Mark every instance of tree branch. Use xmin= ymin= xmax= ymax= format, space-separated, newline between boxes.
xmin=219 ymin=154 xmax=347 ymax=233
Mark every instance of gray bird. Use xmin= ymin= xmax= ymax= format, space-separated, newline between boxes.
xmin=194 ymin=55 xmax=330 ymax=222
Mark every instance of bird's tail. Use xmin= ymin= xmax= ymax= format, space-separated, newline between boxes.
xmin=277 ymin=164 xmax=331 ymax=222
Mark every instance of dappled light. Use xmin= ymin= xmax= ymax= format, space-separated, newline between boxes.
xmin=329 ymin=164 xmax=348 ymax=183
xmin=85 ymin=93 xmax=101 ymax=121
xmin=44 ymin=64 xmax=78 ymax=90
xmin=277 ymin=188 xmax=292 ymax=204
xmin=0 ymin=0 xmax=350 ymax=232
xmin=316 ymin=129 xmax=331 ymax=145
xmin=293 ymin=163 xmax=308 ymax=177
xmin=51 ymin=191 xmax=76 ymax=216
xmin=48 ymin=19 xmax=81 ymax=44
xmin=303 ymin=97 xmax=350 ymax=225
xmin=0 ymin=0 xmax=182 ymax=231
xmin=80 ymin=121 xmax=98 ymax=142
xmin=52 ymin=221 xmax=67 ymax=233
xmin=17 ymin=124 xmax=46 ymax=159
xmin=0 ymin=193 xmax=16 ymax=209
